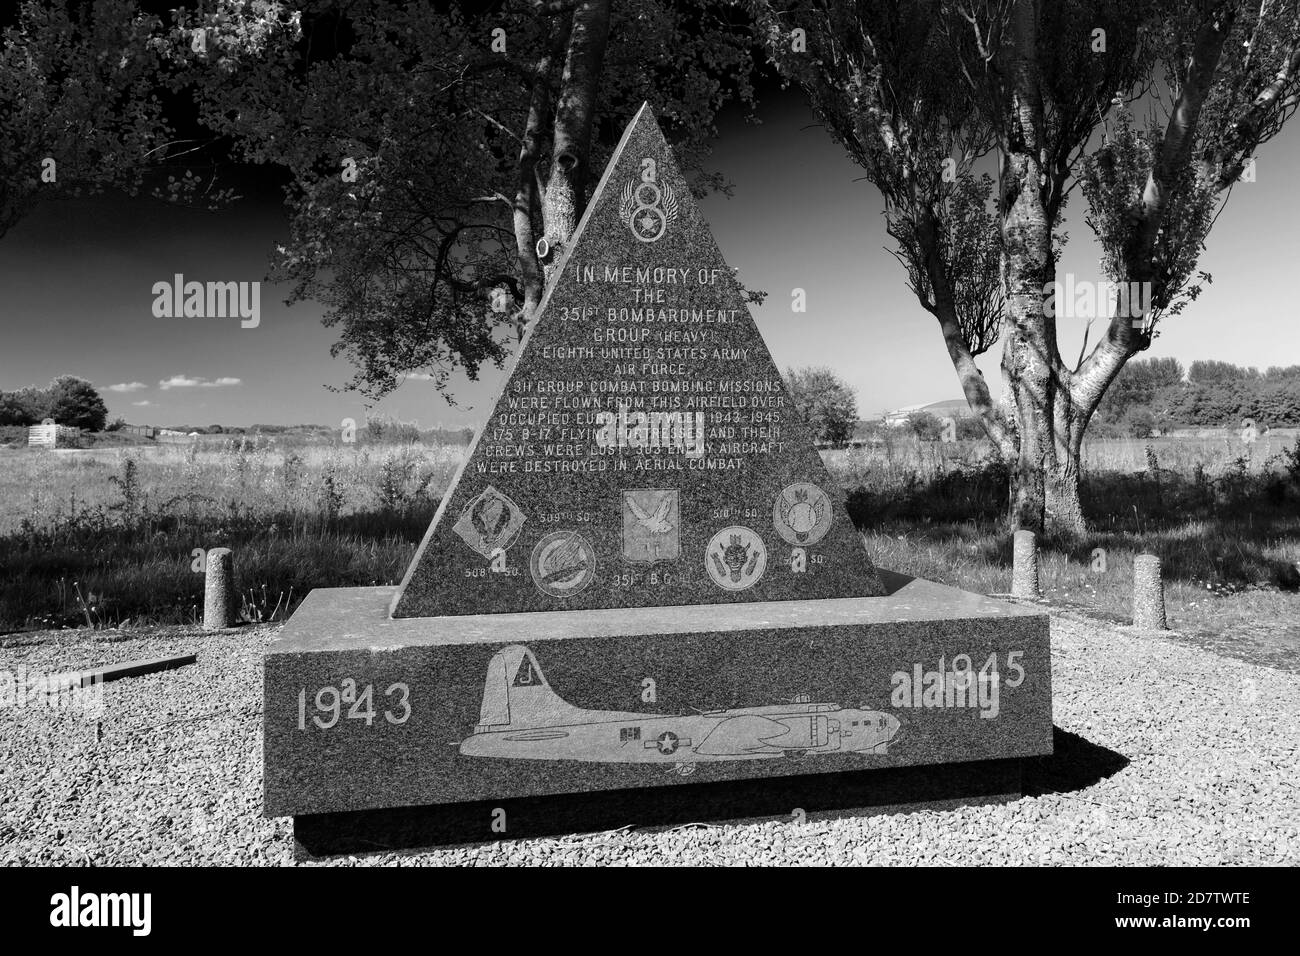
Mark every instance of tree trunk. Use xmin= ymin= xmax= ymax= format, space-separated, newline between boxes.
xmin=1000 ymin=229 xmax=1056 ymax=535
xmin=1004 ymin=378 xmax=1088 ymax=538
xmin=1006 ymin=363 xmax=1048 ymax=534
xmin=914 ymin=209 xmax=1014 ymax=457
xmin=539 ymin=0 xmax=611 ymax=278
xmin=1045 ymin=447 xmax=1086 ymax=536
xmin=1000 ymin=0 xmax=1058 ymax=535
xmin=513 ymin=24 xmax=561 ymax=334
xmin=1044 ymin=380 xmax=1087 ymax=535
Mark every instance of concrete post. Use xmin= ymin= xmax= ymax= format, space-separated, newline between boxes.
xmin=203 ymin=547 xmax=238 ymax=630
xmin=1011 ymin=529 xmax=1040 ymax=599
xmin=1133 ymin=553 xmax=1167 ymax=630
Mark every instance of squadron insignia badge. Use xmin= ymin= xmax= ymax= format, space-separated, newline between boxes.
xmin=773 ymin=482 xmax=833 ymax=546
xmin=453 ymin=485 xmax=525 ymax=558
xmin=530 ymin=530 xmax=596 ymax=599
xmin=622 ymin=489 xmax=680 ymax=563
xmin=705 ymin=526 xmax=767 ymax=591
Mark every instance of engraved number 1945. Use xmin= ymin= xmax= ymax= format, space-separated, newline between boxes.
xmin=297 ymin=679 xmax=411 ymax=730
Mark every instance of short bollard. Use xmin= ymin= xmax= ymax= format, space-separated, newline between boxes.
xmin=203 ymin=547 xmax=238 ymax=630
xmin=1011 ymin=529 xmax=1040 ymax=599
xmin=1132 ymin=553 xmax=1167 ymax=630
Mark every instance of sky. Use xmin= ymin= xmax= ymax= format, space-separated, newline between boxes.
xmin=2 ymin=87 xmax=1298 ymax=429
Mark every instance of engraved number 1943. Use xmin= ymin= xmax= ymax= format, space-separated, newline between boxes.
xmin=297 ymin=679 xmax=411 ymax=730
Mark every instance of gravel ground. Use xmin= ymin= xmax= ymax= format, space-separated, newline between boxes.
xmin=0 ymin=615 xmax=1296 ymax=866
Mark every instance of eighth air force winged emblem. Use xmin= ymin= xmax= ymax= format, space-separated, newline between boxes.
xmin=619 ymin=158 xmax=678 ymax=244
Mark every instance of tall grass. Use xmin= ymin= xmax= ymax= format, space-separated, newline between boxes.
xmin=0 ymin=437 xmax=459 ymax=631
xmin=826 ymin=432 xmax=1300 ymax=637
xmin=2 ymin=431 xmax=1298 ymax=635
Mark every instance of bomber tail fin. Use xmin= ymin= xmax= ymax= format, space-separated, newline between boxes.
xmin=474 ymin=645 xmax=582 ymax=731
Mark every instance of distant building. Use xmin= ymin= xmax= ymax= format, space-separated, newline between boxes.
xmin=882 ymin=399 xmax=973 ymax=427
xmin=27 ymin=419 xmax=80 ymax=449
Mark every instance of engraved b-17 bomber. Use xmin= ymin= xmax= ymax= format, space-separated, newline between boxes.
xmin=459 ymin=645 xmax=902 ymax=766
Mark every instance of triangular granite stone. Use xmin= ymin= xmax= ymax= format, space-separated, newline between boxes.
xmin=392 ymin=103 xmax=886 ymax=618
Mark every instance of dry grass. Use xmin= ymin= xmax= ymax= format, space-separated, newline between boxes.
xmin=0 ymin=436 xmax=458 ymax=631
xmin=823 ymin=428 xmax=1300 ymax=487
xmin=827 ymin=431 xmax=1300 ymax=648
xmin=2 ymin=431 xmax=1299 ymax=647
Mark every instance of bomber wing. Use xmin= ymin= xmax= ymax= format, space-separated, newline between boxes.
xmin=693 ymin=714 xmax=791 ymax=756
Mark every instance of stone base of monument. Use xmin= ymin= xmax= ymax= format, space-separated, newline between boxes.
xmin=264 ymin=570 xmax=1052 ymax=850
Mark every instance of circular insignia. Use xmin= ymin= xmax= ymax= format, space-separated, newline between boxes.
xmin=656 ymin=731 xmax=680 ymax=755
xmin=773 ymin=482 xmax=833 ymax=546
xmin=705 ymin=526 xmax=768 ymax=591
xmin=631 ymin=207 xmax=666 ymax=243
xmin=530 ymin=531 xmax=596 ymax=599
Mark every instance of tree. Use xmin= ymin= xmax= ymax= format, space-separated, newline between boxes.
xmin=786 ymin=365 xmax=858 ymax=445
xmin=0 ymin=393 xmax=30 ymax=426
xmin=0 ymin=388 xmax=43 ymax=425
xmin=0 ymin=377 xmax=107 ymax=428
xmin=1096 ymin=356 xmax=1184 ymax=424
xmin=0 ymin=0 xmax=236 ymax=242
xmin=907 ymin=410 xmax=943 ymax=441
xmin=44 ymin=375 xmax=108 ymax=430
xmin=1162 ymin=359 xmax=1300 ymax=425
xmin=180 ymin=0 xmax=756 ymax=400
xmin=753 ymin=0 xmax=1300 ymax=533
xmin=1188 ymin=359 xmax=1249 ymax=383
xmin=1120 ymin=406 xmax=1158 ymax=438
xmin=956 ymin=415 xmax=988 ymax=440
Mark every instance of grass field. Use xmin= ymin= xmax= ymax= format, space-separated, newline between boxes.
xmin=2 ymin=430 xmax=1299 ymax=651
xmin=0 ymin=436 xmax=459 ymax=630
xmin=831 ymin=430 xmax=1300 ymax=664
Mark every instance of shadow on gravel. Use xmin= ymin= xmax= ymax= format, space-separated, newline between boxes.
xmin=293 ymin=758 xmax=1025 ymax=858
xmin=294 ymin=733 xmax=1130 ymax=859
xmin=1022 ymin=728 xmax=1129 ymax=798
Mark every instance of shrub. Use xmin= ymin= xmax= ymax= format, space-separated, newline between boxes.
xmin=907 ymin=411 xmax=944 ymax=441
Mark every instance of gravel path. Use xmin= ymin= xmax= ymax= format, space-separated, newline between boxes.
xmin=1 ymin=616 xmax=1295 ymax=866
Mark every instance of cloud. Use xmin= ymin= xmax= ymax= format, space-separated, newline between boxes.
xmin=131 ymin=400 xmax=153 ymax=407
xmin=159 ymin=374 xmax=242 ymax=390
xmin=406 ymin=372 xmax=435 ymax=381
xmin=159 ymin=375 xmax=202 ymax=390
xmin=107 ymin=382 xmax=147 ymax=393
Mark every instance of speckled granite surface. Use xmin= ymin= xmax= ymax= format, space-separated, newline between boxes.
xmin=393 ymin=104 xmax=885 ymax=618
xmin=264 ymin=575 xmax=1051 ymax=817
xmin=265 ymin=107 xmax=1052 ymax=827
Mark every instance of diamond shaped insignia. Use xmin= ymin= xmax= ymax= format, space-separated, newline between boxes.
xmin=452 ymin=485 xmax=525 ymax=559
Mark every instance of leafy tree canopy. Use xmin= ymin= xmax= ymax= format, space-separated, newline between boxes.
xmin=177 ymin=0 xmax=758 ymax=400
xmin=0 ymin=375 xmax=108 ymax=430
xmin=0 ymin=0 xmax=240 ymax=241
xmin=786 ymin=365 xmax=858 ymax=445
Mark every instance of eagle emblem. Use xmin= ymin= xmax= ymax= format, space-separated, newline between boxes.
xmin=622 ymin=489 xmax=680 ymax=562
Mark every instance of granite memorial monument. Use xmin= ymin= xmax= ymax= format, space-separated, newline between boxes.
xmin=264 ymin=105 xmax=1053 ymax=846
